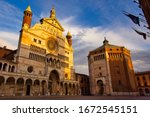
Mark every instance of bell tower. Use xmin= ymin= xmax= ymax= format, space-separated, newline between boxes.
xmin=22 ymin=5 xmax=32 ymax=28
xmin=17 ymin=5 xmax=33 ymax=63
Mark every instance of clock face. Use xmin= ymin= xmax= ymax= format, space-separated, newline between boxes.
xmin=47 ymin=39 xmax=58 ymax=52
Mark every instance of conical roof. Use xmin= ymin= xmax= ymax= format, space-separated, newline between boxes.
xmin=66 ymin=31 xmax=72 ymax=38
xmin=25 ymin=5 xmax=32 ymax=12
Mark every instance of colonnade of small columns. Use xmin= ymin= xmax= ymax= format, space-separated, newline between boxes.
xmin=60 ymin=82 xmax=80 ymax=96
xmin=0 ymin=61 xmax=16 ymax=72
xmin=0 ymin=76 xmax=48 ymax=96
xmin=0 ymin=76 xmax=80 ymax=96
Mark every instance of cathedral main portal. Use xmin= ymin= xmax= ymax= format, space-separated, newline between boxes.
xmin=49 ymin=70 xmax=60 ymax=95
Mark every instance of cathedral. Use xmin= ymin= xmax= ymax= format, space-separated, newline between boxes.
xmin=0 ymin=6 xmax=80 ymax=96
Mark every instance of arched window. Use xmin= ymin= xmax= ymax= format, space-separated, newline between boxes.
xmin=47 ymin=58 xmax=50 ymax=63
xmin=56 ymin=60 xmax=60 ymax=68
xmin=8 ymin=65 xmax=11 ymax=72
xmin=3 ymin=63 xmax=7 ymax=71
xmin=53 ymin=59 xmax=56 ymax=65
xmin=50 ymin=58 xmax=53 ymax=65
xmin=11 ymin=66 xmax=15 ymax=72
xmin=0 ymin=62 xmax=2 ymax=70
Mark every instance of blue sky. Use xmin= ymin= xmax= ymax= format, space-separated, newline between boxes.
xmin=0 ymin=0 xmax=150 ymax=74
xmin=0 ymin=0 xmax=142 ymax=29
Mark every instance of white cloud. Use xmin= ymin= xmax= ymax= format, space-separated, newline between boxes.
xmin=0 ymin=31 xmax=19 ymax=41
xmin=133 ymin=60 xmax=150 ymax=72
xmin=0 ymin=31 xmax=19 ymax=49
xmin=0 ymin=38 xmax=16 ymax=50
xmin=132 ymin=50 xmax=150 ymax=72
xmin=40 ymin=12 xmax=49 ymax=19
xmin=60 ymin=16 xmax=150 ymax=74
xmin=75 ymin=65 xmax=89 ymax=75
xmin=61 ymin=16 xmax=150 ymax=50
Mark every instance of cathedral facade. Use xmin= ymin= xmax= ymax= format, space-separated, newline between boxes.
xmin=88 ymin=38 xmax=138 ymax=96
xmin=0 ymin=6 xmax=80 ymax=96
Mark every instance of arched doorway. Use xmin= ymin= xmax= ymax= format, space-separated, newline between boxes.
xmin=16 ymin=78 xmax=24 ymax=96
xmin=49 ymin=70 xmax=60 ymax=95
xmin=33 ymin=80 xmax=40 ymax=96
xmin=97 ymin=80 xmax=104 ymax=95
xmin=0 ymin=76 xmax=5 ymax=95
xmin=41 ymin=80 xmax=47 ymax=95
xmin=6 ymin=77 xmax=15 ymax=96
xmin=25 ymin=79 xmax=32 ymax=96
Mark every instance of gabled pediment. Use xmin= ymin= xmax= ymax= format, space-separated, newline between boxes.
xmin=41 ymin=18 xmax=64 ymax=31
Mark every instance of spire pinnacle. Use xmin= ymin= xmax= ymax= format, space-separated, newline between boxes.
xmin=66 ymin=31 xmax=72 ymax=46
xmin=50 ymin=7 xmax=56 ymax=18
xmin=66 ymin=31 xmax=72 ymax=38
xmin=103 ymin=37 xmax=109 ymax=45
xmin=25 ymin=5 xmax=32 ymax=12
